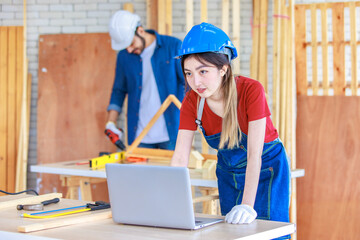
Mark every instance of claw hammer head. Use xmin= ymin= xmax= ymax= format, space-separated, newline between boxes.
xmin=17 ymin=197 xmax=60 ymax=211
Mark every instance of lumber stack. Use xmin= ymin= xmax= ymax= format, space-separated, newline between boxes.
xmin=0 ymin=26 xmax=30 ymax=195
xmin=250 ymin=0 xmax=268 ymax=92
xmin=272 ymin=0 xmax=297 ymax=238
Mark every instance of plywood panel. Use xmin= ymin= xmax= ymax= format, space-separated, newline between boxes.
xmin=0 ymin=27 xmax=8 ymax=193
xmin=38 ymin=33 xmax=117 ymax=201
xmin=296 ymin=96 xmax=360 ymax=239
xmin=7 ymin=27 xmax=17 ymax=193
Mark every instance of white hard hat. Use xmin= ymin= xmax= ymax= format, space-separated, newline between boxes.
xmin=109 ymin=10 xmax=141 ymax=51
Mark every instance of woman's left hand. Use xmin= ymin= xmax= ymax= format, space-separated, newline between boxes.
xmin=225 ymin=204 xmax=257 ymax=224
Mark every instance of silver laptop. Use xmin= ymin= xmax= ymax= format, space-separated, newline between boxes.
xmin=105 ymin=163 xmax=223 ymax=230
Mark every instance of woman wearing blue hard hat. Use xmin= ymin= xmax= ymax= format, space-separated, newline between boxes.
xmin=171 ymin=22 xmax=290 ymax=236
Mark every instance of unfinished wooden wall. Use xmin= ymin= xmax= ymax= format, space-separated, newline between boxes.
xmin=295 ymin=2 xmax=360 ymax=239
xmin=296 ymin=96 xmax=360 ymax=239
xmin=37 ymin=33 xmax=116 ymax=200
xmin=0 ymin=27 xmax=24 ymax=195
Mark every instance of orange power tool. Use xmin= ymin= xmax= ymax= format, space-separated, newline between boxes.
xmin=105 ymin=129 xmax=126 ymax=150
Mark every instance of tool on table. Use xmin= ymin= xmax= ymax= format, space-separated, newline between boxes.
xmin=126 ymin=156 xmax=148 ymax=163
xmin=17 ymin=197 xmax=60 ymax=211
xmin=21 ymin=201 xmax=110 ymax=219
xmin=105 ymin=129 xmax=126 ymax=150
xmin=89 ymin=152 xmax=125 ymax=169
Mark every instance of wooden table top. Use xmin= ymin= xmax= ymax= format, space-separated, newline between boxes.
xmin=30 ymin=160 xmax=305 ymax=188
xmin=0 ymin=195 xmax=295 ymax=240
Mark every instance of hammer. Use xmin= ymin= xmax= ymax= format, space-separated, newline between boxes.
xmin=17 ymin=198 xmax=60 ymax=211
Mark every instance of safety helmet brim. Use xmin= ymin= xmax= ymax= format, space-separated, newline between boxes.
xmin=176 ymin=22 xmax=238 ymax=61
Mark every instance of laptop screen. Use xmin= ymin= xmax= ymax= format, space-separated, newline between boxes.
xmin=106 ymin=164 xmax=197 ymax=229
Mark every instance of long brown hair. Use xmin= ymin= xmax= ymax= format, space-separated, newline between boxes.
xmin=181 ymin=52 xmax=241 ymax=149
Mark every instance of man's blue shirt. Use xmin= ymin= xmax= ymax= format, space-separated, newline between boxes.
xmin=107 ymin=30 xmax=185 ymax=145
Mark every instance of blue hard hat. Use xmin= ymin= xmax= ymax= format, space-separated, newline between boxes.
xmin=176 ymin=22 xmax=238 ymax=61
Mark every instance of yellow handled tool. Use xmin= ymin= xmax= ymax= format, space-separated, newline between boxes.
xmin=21 ymin=201 xmax=110 ymax=219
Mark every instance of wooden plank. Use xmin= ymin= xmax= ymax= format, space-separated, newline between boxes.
xmin=221 ymin=0 xmax=229 ymax=34
xmin=7 ymin=27 xmax=17 ymax=193
xmin=250 ymin=0 xmax=260 ymax=79
xmin=320 ymin=4 xmax=329 ymax=95
xmin=258 ymin=0 xmax=268 ymax=92
xmin=332 ymin=3 xmax=345 ymax=95
xmin=0 ymin=27 xmax=8 ymax=194
xmin=294 ymin=5 xmax=307 ymax=95
xmin=37 ymin=33 xmax=117 ymax=201
xmin=201 ymin=0 xmax=207 ymax=22
xmin=15 ymin=0 xmax=28 ymax=192
xmin=122 ymin=3 xmax=134 ymax=12
xmin=272 ymin=0 xmax=281 ymax=128
xmin=186 ymin=0 xmax=193 ymax=32
xmin=158 ymin=0 xmax=166 ymax=34
xmin=15 ymin=27 xmax=23 ymax=158
xmin=296 ymin=96 xmax=360 ymax=239
xmin=310 ymin=4 xmax=318 ymax=95
xmin=349 ymin=1 xmax=357 ymax=96
xmin=165 ymin=0 xmax=172 ymax=35
xmin=279 ymin=0 xmax=288 ymax=140
xmin=232 ymin=0 xmax=240 ymax=75
xmin=18 ymin=210 xmax=112 ymax=233
xmin=297 ymin=1 xmax=360 ymax=9
xmin=0 ymin=193 xmax=62 ymax=210
xmin=146 ymin=0 xmax=158 ymax=30
xmin=126 ymin=95 xmax=181 ymax=154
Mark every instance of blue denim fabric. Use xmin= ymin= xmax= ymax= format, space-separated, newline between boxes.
xmin=200 ymin=128 xmax=290 ymax=239
xmin=107 ymin=30 xmax=185 ymax=146
xmin=138 ymin=141 xmax=175 ymax=150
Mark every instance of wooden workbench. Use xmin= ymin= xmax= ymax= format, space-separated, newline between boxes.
xmin=0 ymin=195 xmax=295 ymax=240
xmin=31 ymin=160 xmax=305 ymax=189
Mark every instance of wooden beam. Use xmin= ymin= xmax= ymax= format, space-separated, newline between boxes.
xmin=310 ymin=4 xmax=318 ymax=95
xmin=18 ymin=210 xmax=111 ymax=233
xmin=258 ymin=0 xmax=268 ymax=92
xmin=0 ymin=27 xmax=8 ymax=194
xmin=349 ymin=1 xmax=357 ymax=96
xmin=320 ymin=4 xmax=329 ymax=95
xmin=294 ymin=5 xmax=307 ymax=95
xmin=272 ymin=0 xmax=281 ymax=128
xmin=165 ymin=0 xmax=172 ymax=35
xmin=146 ymin=0 xmax=158 ymax=30
xmin=7 ymin=27 xmax=17 ymax=193
xmin=158 ymin=0 xmax=166 ymax=34
xmin=201 ymin=0 xmax=207 ymax=23
xmin=221 ymin=0 xmax=229 ymax=34
xmin=186 ymin=0 xmax=193 ymax=32
xmin=123 ymin=3 xmax=134 ymax=12
xmin=279 ymin=0 xmax=288 ymax=140
xmin=250 ymin=0 xmax=260 ymax=79
xmin=332 ymin=3 xmax=345 ymax=95
xmin=126 ymin=95 xmax=181 ymax=154
xmin=232 ymin=0 xmax=240 ymax=75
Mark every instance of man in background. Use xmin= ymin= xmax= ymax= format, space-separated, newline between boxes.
xmin=106 ymin=10 xmax=185 ymax=150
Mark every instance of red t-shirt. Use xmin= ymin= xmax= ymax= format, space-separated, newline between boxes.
xmin=179 ymin=76 xmax=278 ymax=143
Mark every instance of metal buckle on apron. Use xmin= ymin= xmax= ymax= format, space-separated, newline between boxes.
xmin=195 ymin=119 xmax=202 ymax=127
xmin=196 ymin=98 xmax=205 ymax=128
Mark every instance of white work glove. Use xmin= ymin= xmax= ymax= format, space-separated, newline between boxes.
xmin=105 ymin=121 xmax=123 ymax=139
xmin=225 ymin=204 xmax=257 ymax=224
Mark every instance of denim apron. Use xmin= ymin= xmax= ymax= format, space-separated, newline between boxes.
xmin=196 ymin=98 xmax=290 ymax=224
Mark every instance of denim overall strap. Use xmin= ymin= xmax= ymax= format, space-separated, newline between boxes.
xmin=195 ymin=98 xmax=205 ymax=128
xmin=195 ymin=101 xmax=290 ymax=237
